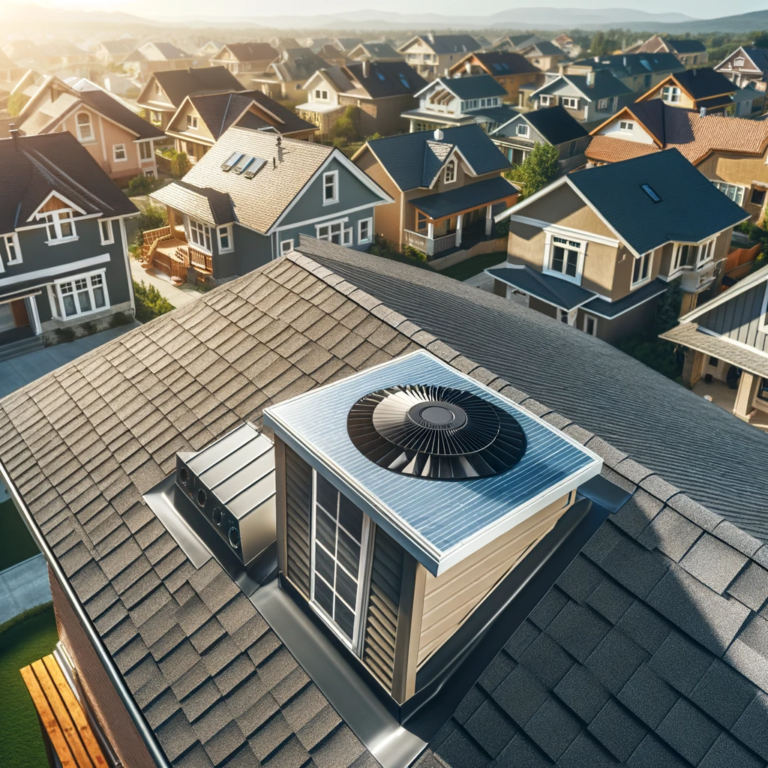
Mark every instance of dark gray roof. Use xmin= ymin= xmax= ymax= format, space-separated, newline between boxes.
xmin=220 ymin=43 xmax=278 ymax=63
xmin=411 ymin=177 xmax=517 ymax=220
xmin=413 ymin=34 xmax=480 ymax=55
xmin=672 ymin=68 xmax=736 ymax=100
xmin=582 ymin=279 xmax=668 ymax=319
xmin=439 ymin=75 xmax=507 ymax=101
xmin=270 ymin=48 xmax=327 ymax=83
xmin=79 ymin=89 xmax=165 ymax=141
xmin=522 ymin=105 xmax=588 ymax=146
xmin=0 ymin=132 xmax=137 ymax=236
xmin=364 ymin=125 xmax=511 ymax=192
xmin=568 ymin=149 xmax=749 ymax=256
xmin=741 ymin=48 xmax=768 ymax=75
xmin=541 ymin=70 xmax=632 ymax=100
xmin=523 ymin=41 xmax=563 ymax=57
xmin=469 ymin=105 xmax=519 ymax=125
xmin=4 ymin=239 xmax=768 ymax=768
xmin=667 ymin=39 xmax=707 ymax=54
xmin=350 ymin=42 xmax=401 ymax=60
xmin=345 ymin=61 xmax=427 ymax=99
xmin=470 ymin=51 xmax=540 ymax=76
xmin=574 ymin=53 xmax=685 ymax=78
xmin=150 ymin=67 xmax=243 ymax=109
xmin=488 ymin=265 xmax=595 ymax=311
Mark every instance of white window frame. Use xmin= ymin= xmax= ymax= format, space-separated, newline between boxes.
xmin=619 ymin=120 xmax=634 ymax=132
xmin=323 ymin=170 xmax=339 ymax=205
xmin=309 ymin=469 xmax=372 ymax=654
xmin=316 ymin=219 xmax=347 ymax=244
xmin=712 ymin=180 xmax=745 ymax=206
xmin=186 ymin=114 xmax=198 ymax=129
xmin=561 ymin=96 xmax=579 ymax=109
xmin=583 ymin=314 xmax=598 ymax=336
xmin=597 ymin=98 xmax=609 ymax=110
xmin=48 ymin=269 xmax=110 ymax=320
xmin=444 ymin=158 xmax=457 ymax=184
xmin=357 ymin=218 xmax=373 ymax=245
xmin=3 ymin=233 xmax=21 ymax=266
xmin=187 ymin=217 xmax=212 ymax=253
xmin=672 ymin=243 xmax=691 ymax=273
xmin=696 ymin=238 xmax=716 ymax=267
xmin=343 ymin=226 xmax=353 ymax=246
xmin=98 ymin=219 xmax=114 ymax=246
xmin=139 ymin=141 xmax=153 ymax=161
xmin=315 ymin=89 xmax=329 ymax=100
xmin=280 ymin=238 xmax=294 ymax=256
xmin=539 ymin=94 xmax=553 ymax=107
xmin=632 ymin=251 xmax=652 ymax=288
xmin=41 ymin=210 xmax=78 ymax=245
xmin=75 ymin=111 xmax=93 ymax=142
xmin=759 ymin=283 xmax=768 ymax=334
xmin=661 ymin=85 xmax=681 ymax=104
xmin=113 ymin=144 xmax=127 ymax=163
xmin=516 ymin=124 xmax=529 ymax=137
xmin=217 ymin=225 xmax=233 ymax=254
xmin=544 ymin=232 xmax=586 ymax=285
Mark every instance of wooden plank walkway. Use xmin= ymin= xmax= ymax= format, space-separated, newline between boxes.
xmin=20 ymin=653 xmax=108 ymax=768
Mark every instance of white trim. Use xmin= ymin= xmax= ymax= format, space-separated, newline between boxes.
xmin=584 ymin=285 xmax=667 ymax=320
xmin=99 ymin=218 xmax=114 ymax=245
xmin=48 ymin=268 xmax=110 ymax=321
xmin=315 ymin=218 xmax=350 ymax=244
xmin=3 ymin=233 xmax=21 ymax=266
xmin=75 ymin=110 xmax=95 ymax=143
xmin=357 ymin=217 xmax=373 ymax=245
xmin=495 ymin=176 xmax=570 ymax=222
xmin=118 ymin=217 xmax=136 ymax=315
xmin=272 ymin=203 xmax=377 ymax=233
xmin=631 ymin=250 xmax=652 ymax=288
xmin=217 ymin=224 xmax=234 ymax=254
xmin=113 ymin=143 xmax=128 ymax=163
xmin=696 ymin=325 xmax=768 ymax=363
xmin=27 ymin=192 xmax=87 ymax=222
xmin=426 ymin=146 xmax=478 ymax=189
xmin=488 ymin=266 xmax=597 ymax=312
xmin=544 ymin=232 xmax=587 ymax=286
xmin=530 ymin=74 xmax=593 ymax=103
xmin=0 ymin=254 xmax=111 ymax=288
xmin=27 ymin=295 xmax=42 ymax=336
xmin=583 ymin=313 xmax=598 ymax=336
xmin=322 ymin=170 xmax=339 ymax=206
xmin=280 ymin=238 xmax=295 ymax=256
xmin=508 ymin=214 xmax=621 ymax=247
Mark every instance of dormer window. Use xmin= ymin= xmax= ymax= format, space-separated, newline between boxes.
xmin=186 ymin=114 xmax=198 ymax=129
xmin=516 ymin=124 xmax=529 ymax=137
xmin=43 ymin=211 xmax=77 ymax=244
xmin=539 ymin=94 xmax=553 ymax=107
xmin=619 ymin=120 xmax=634 ymax=132
xmin=314 ymin=89 xmax=329 ymax=100
xmin=444 ymin=158 xmax=457 ymax=184
xmin=661 ymin=85 xmax=681 ymax=104
xmin=75 ymin=112 xmax=93 ymax=142
xmin=735 ymin=57 xmax=745 ymax=67
xmin=561 ymin=97 xmax=579 ymax=109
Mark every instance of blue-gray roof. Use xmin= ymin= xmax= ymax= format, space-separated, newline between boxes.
xmin=568 ymin=149 xmax=750 ymax=256
xmin=264 ymin=351 xmax=601 ymax=575
xmin=540 ymin=70 xmax=632 ymax=100
xmin=439 ymin=74 xmax=507 ymax=100
xmin=582 ymin=278 xmax=668 ymax=318
xmin=365 ymin=125 xmax=511 ymax=191
xmin=411 ymin=177 xmax=517 ymax=220
xmin=488 ymin=265 xmax=596 ymax=311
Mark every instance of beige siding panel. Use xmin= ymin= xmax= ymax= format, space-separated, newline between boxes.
xmin=416 ymin=493 xmax=573 ymax=667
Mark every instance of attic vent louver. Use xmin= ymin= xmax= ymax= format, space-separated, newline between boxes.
xmin=347 ymin=385 xmax=527 ymax=480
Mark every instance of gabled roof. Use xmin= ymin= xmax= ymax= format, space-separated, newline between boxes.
xmin=454 ymin=51 xmax=539 ymax=77
xmin=217 ymin=42 xmax=278 ymax=63
xmin=147 ymin=67 xmax=243 ymax=108
xmin=152 ymin=180 xmax=234 ymax=227
xmin=717 ymin=46 xmax=768 ymax=76
xmin=400 ymin=34 xmax=481 ymax=55
xmin=348 ymin=42 xmax=402 ymax=61
xmin=76 ymin=87 xmax=165 ymax=140
xmin=0 ymin=132 xmax=136 ymax=235
xmin=573 ymin=52 xmax=684 ymax=77
xmin=180 ymin=91 xmax=315 ymax=139
xmin=334 ymin=37 xmax=363 ymax=52
xmin=521 ymin=40 xmax=563 ymax=57
xmin=667 ymin=38 xmax=707 ymax=54
xmin=420 ymin=74 xmax=507 ymax=101
xmin=124 ymin=42 xmax=192 ymax=63
xmin=535 ymin=70 xmax=632 ymax=101
xmin=681 ymin=263 xmax=768 ymax=324
xmin=163 ymin=126 xmax=388 ymax=234
xmin=658 ymin=67 xmax=736 ymax=101
xmin=97 ymin=39 xmax=137 ymax=56
xmin=518 ymin=105 xmax=588 ymax=145
xmin=344 ymin=61 xmax=427 ymax=99
xmin=269 ymin=48 xmax=327 ymax=82
xmin=360 ymin=124 xmax=511 ymax=192
xmin=493 ymin=34 xmax=544 ymax=51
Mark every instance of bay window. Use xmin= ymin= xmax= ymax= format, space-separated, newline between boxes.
xmin=187 ymin=218 xmax=212 ymax=252
xmin=696 ymin=238 xmax=715 ymax=266
xmin=49 ymin=271 xmax=108 ymax=319
xmin=673 ymin=243 xmax=691 ymax=272
xmin=712 ymin=181 xmax=745 ymax=206
xmin=43 ymin=211 xmax=77 ymax=243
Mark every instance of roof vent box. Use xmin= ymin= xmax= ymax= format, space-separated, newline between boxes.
xmin=176 ymin=423 xmax=276 ymax=566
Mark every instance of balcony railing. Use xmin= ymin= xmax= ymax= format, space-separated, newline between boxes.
xmin=404 ymin=229 xmax=456 ymax=257
xmin=680 ymin=260 xmax=717 ymax=293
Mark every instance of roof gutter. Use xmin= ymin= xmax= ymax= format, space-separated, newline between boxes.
xmin=0 ymin=461 xmax=172 ymax=768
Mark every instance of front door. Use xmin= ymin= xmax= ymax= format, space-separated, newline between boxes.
xmin=0 ymin=299 xmax=29 ymax=333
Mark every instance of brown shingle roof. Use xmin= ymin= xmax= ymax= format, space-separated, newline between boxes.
xmin=586 ymin=135 xmax=660 ymax=163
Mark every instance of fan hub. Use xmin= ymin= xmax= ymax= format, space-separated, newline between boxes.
xmin=408 ymin=401 xmax=467 ymax=430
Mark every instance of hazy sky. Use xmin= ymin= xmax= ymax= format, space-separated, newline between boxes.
xmin=6 ymin=0 xmax=764 ymax=18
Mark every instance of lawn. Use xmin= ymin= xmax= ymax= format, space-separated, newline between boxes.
xmin=440 ymin=251 xmax=507 ymax=282
xmin=0 ymin=606 xmax=58 ymax=768
xmin=0 ymin=499 xmax=39 ymax=571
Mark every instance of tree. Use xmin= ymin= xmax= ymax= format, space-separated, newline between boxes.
xmin=133 ymin=203 xmax=167 ymax=248
xmin=7 ymin=92 xmax=28 ymax=117
xmin=171 ymin=151 xmax=190 ymax=179
xmin=589 ymin=31 xmax=609 ymax=57
xmin=508 ymin=143 xmax=560 ymax=200
xmin=330 ymin=106 xmax=359 ymax=145
xmin=654 ymin=279 xmax=683 ymax=335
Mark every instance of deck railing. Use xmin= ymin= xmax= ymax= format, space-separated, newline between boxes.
xmin=403 ymin=229 xmax=456 ymax=257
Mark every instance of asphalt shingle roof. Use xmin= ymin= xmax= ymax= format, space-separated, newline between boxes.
xmin=574 ymin=52 xmax=684 ymax=77
xmin=541 ymin=70 xmax=632 ymax=101
xmin=151 ymin=67 xmax=243 ymax=108
xmin=739 ymin=48 xmax=768 ymax=74
xmin=4 ymin=239 xmax=768 ymax=768
xmin=0 ymin=132 xmax=137 ymax=235
xmin=522 ymin=105 xmax=588 ymax=145
xmin=523 ymin=41 xmax=563 ymax=57
xmin=438 ymin=74 xmax=507 ymax=101
xmin=152 ymin=182 xmax=234 ymax=227
xmin=78 ymin=89 xmax=165 ymax=140
xmin=568 ymin=148 xmax=749 ymax=256
xmin=408 ymin=34 xmax=480 ymax=55
xmin=345 ymin=61 xmax=427 ymax=98
xmin=410 ymin=176 xmax=517 ymax=219
xmin=670 ymin=68 xmax=736 ymax=100
xmin=364 ymin=125 xmax=511 ymax=192
xmin=467 ymin=51 xmax=540 ymax=76
xmin=667 ymin=39 xmax=707 ymax=54
xmin=487 ymin=265 xmax=595 ymax=311
xmin=219 ymin=43 xmax=278 ymax=63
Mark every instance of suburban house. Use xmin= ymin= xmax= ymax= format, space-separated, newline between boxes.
xmin=353 ymin=124 xmax=516 ymax=258
xmin=662 ymin=264 xmax=768 ymax=427
xmin=144 ymin=126 xmax=391 ymax=283
xmin=447 ymin=51 xmax=541 ymax=102
xmin=492 ymin=34 xmax=545 ymax=52
xmin=528 ymin=70 xmax=632 ymax=126
xmin=636 ymin=68 xmax=739 ymax=115
xmin=251 ymin=47 xmax=328 ymax=100
xmin=625 ymin=36 xmax=708 ymax=67
xmin=12 ymin=76 xmax=165 ymax=183
xmin=490 ymin=149 xmax=749 ymax=341
xmin=587 ymin=101 xmax=768 ymax=221
xmin=334 ymin=37 xmax=364 ymax=54
xmin=210 ymin=43 xmax=280 ymax=87
xmin=297 ymin=61 xmax=426 ymax=137
xmin=317 ymin=44 xmax=349 ymax=67
xmin=566 ymin=53 xmax=685 ymax=93
xmin=165 ymin=90 xmax=316 ymax=164
xmin=520 ymin=41 xmax=569 ymax=72
xmin=121 ymin=42 xmax=196 ymax=82
xmin=491 ymin=105 xmax=590 ymax=171
xmin=93 ymin=39 xmax=137 ymax=67
xmin=715 ymin=46 xmax=768 ymax=89
xmin=136 ymin=66 xmax=242 ymax=131
xmin=553 ymin=33 xmax=579 ymax=56
xmin=398 ymin=34 xmax=482 ymax=80
xmin=0 ymin=131 xmax=136 ymax=357
xmin=347 ymin=41 xmax=403 ymax=62
xmin=6 ymin=235 xmax=768 ymax=768
xmin=402 ymin=75 xmax=518 ymax=133
xmin=197 ymin=40 xmax=224 ymax=58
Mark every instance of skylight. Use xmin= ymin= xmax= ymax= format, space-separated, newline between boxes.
xmin=398 ymin=73 xmax=410 ymax=88
xmin=243 ymin=158 xmax=267 ymax=179
xmin=222 ymin=151 xmax=243 ymax=172
xmin=233 ymin=155 xmax=253 ymax=174
xmin=641 ymin=184 xmax=662 ymax=202
xmin=640 ymin=59 xmax=652 ymax=71
xmin=377 ymin=70 xmax=386 ymax=81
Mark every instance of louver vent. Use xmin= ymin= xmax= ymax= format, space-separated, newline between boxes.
xmin=284 ymin=446 xmax=312 ymax=597
xmin=348 ymin=385 xmax=526 ymax=480
xmin=363 ymin=527 xmax=404 ymax=691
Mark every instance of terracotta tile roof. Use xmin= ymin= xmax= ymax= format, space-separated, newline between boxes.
xmin=586 ymin=135 xmax=660 ymax=163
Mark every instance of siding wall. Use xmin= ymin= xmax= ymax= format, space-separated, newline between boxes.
xmin=697 ymin=281 xmax=768 ymax=353
xmin=283 ymin=445 xmax=313 ymax=598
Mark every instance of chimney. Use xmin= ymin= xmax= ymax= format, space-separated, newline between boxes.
xmin=700 ymin=106 xmax=707 ymax=118
xmin=9 ymin=123 xmax=19 ymax=151
xmin=277 ymin=134 xmax=283 ymax=162
xmin=362 ymin=59 xmax=370 ymax=78
xmin=465 ymin=60 xmax=471 ymax=74
xmin=433 ymin=127 xmax=444 ymax=141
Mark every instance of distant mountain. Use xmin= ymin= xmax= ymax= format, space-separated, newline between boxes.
xmin=614 ymin=9 xmax=768 ymax=33
xmin=0 ymin=2 xmax=160 ymax=27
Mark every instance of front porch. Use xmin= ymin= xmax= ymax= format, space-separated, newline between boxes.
xmin=692 ymin=376 xmax=768 ymax=431
xmin=403 ymin=177 xmax=518 ymax=259
xmin=140 ymin=212 xmax=213 ymax=285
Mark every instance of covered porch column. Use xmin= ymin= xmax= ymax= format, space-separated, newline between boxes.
xmin=485 ymin=204 xmax=493 ymax=236
xmin=426 ymin=222 xmax=435 ymax=257
xmin=733 ymin=372 xmax=760 ymax=422
xmin=455 ymin=214 xmax=463 ymax=248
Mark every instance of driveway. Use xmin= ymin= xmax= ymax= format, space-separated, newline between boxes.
xmin=0 ymin=322 xmax=139 ymax=400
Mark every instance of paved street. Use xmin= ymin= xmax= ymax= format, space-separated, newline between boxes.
xmin=0 ymin=555 xmax=51 ymax=625
xmin=0 ymin=322 xmax=139 ymax=400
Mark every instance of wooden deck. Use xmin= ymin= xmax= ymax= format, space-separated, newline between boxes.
xmin=141 ymin=227 xmax=213 ymax=284
xmin=20 ymin=653 xmax=108 ymax=768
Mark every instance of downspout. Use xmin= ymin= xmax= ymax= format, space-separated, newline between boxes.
xmin=0 ymin=462 xmax=172 ymax=768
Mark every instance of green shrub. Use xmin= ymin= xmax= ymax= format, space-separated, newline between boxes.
xmin=134 ymin=203 xmax=167 ymax=247
xmin=330 ymin=106 xmax=359 ymax=144
xmin=403 ymin=245 xmax=428 ymax=262
xmin=171 ymin=151 xmax=190 ymax=178
xmin=495 ymin=219 xmax=510 ymax=239
xmin=133 ymin=281 xmax=175 ymax=322
xmin=109 ymin=311 xmax=133 ymax=329
xmin=7 ymin=92 xmax=28 ymax=117
xmin=616 ymin=335 xmax=682 ymax=382
xmin=79 ymin=321 xmax=98 ymax=336
xmin=54 ymin=327 xmax=76 ymax=344
xmin=127 ymin=174 xmax=159 ymax=196
xmin=507 ymin=143 xmax=559 ymax=200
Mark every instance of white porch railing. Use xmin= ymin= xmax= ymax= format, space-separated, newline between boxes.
xmin=403 ymin=230 xmax=456 ymax=257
